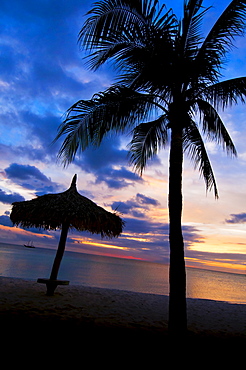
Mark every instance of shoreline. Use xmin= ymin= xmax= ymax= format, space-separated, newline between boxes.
xmin=0 ymin=276 xmax=245 ymax=347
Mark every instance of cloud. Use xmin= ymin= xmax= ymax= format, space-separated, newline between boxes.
xmin=66 ymin=210 xmax=203 ymax=262
xmin=185 ymin=249 xmax=246 ymax=273
xmin=95 ymin=166 xmax=144 ymax=189
xmin=6 ymin=163 xmax=49 ymax=182
xmin=115 ymin=217 xmax=203 ymax=262
xmin=77 ymin=137 xmax=129 ymax=171
xmin=0 ymin=0 xmax=101 ymax=168
xmin=136 ymin=193 xmax=160 ymax=206
xmin=118 ymin=204 xmax=146 ymax=218
xmin=19 ymin=111 xmax=62 ymax=153
xmin=0 ymin=0 xmax=148 ymax=193
xmin=111 ymin=193 xmax=160 ymax=218
xmin=0 ymin=189 xmax=25 ymax=204
xmin=0 ymin=0 xmax=106 ymax=114
xmin=0 ymin=214 xmax=13 ymax=227
xmin=123 ymin=217 xmax=168 ymax=236
xmin=75 ymin=136 xmax=144 ymax=189
xmin=0 ymin=142 xmax=46 ymax=163
xmin=225 ymin=212 xmax=246 ymax=224
xmin=4 ymin=163 xmax=60 ymax=195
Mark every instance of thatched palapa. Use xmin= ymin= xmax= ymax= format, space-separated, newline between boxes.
xmin=10 ymin=174 xmax=124 ymax=294
xmin=10 ymin=174 xmax=123 ymax=237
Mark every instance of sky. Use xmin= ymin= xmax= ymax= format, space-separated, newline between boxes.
xmin=0 ymin=0 xmax=246 ymax=274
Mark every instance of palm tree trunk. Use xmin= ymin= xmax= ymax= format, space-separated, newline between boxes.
xmin=168 ymin=126 xmax=187 ymax=336
xmin=50 ymin=222 xmax=69 ymax=280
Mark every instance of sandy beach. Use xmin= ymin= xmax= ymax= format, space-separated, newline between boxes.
xmin=0 ymin=276 xmax=245 ymax=352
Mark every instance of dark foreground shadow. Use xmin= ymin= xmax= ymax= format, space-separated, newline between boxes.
xmin=1 ymin=311 xmax=245 ymax=356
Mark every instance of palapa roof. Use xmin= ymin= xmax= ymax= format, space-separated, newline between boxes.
xmin=10 ymin=174 xmax=124 ymax=238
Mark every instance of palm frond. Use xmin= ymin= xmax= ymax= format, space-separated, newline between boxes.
xmin=79 ymin=0 xmax=148 ymax=51
xmin=55 ymin=85 xmax=158 ymax=164
xmin=80 ymin=0 xmax=139 ymax=50
xmin=181 ymin=0 xmax=210 ymax=56
xmin=84 ymin=40 xmax=138 ymax=71
xmin=197 ymin=0 xmax=246 ymax=80
xmin=183 ymin=120 xmax=219 ymax=198
xmin=204 ymin=77 xmax=246 ymax=109
xmin=128 ymin=115 xmax=169 ymax=174
xmin=79 ymin=0 xmax=177 ymax=72
xmin=196 ymin=99 xmax=237 ymax=156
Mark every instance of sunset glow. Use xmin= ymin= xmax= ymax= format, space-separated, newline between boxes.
xmin=71 ymin=238 xmax=129 ymax=251
xmin=0 ymin=0 xmax=246 ymax=275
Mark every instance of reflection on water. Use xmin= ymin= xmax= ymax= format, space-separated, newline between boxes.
xmin=186 ymin=267 xmax=246 ymax=304
xmin=0 ymin=243 xmax=54 ymax=279
xmin=0 ymin=243 xmax=245 ymax=304
xmin=60 ymin=253 xmax=170 ymax=296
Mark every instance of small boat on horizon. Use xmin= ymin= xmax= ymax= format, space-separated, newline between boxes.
xmin=24 ymin=241 xmax=35 ymax=249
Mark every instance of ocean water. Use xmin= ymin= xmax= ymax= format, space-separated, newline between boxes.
xmin=0 ymin=242 xmax=245 ymax=304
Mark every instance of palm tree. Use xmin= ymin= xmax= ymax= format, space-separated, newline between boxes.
xmin=55 ymin=0 xmax=246 ymax=336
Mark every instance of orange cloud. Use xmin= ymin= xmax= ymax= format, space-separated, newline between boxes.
xmin=71 ymin=237 xmax=129 ymax=251
xmin=185 ymin=256 xmax=245 ymax=274
xmin=0 ymin=225 xmax=53 ymax=239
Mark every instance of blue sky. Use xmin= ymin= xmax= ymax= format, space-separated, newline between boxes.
xmin=0 ymin=0 xmax=246 ymax=273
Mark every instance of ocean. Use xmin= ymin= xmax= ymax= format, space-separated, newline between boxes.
xmin=0 ymin=242 xmax=245 ymax=304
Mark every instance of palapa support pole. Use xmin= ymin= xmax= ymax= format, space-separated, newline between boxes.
xmin=41 ymin=222 xmax=70 ymax=295
xmin=47 ymin=176 xmax=76 ymax=294
xmin=50 ymin=222 xmax=70 ymax=280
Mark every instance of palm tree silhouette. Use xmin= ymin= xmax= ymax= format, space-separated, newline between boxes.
xmin=55 ymin=0 xmax=246 ymax=336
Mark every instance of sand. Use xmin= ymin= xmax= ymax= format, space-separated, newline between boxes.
xmin=0 ymin=276 xmax=245 ymax=351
